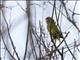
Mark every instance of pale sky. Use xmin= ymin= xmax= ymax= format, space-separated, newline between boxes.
xmin=1 ymin=1 xmax=80 ymax=60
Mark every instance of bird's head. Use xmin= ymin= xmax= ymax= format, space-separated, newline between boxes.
xmin=46 ymin=17 xmax=55 ymax=23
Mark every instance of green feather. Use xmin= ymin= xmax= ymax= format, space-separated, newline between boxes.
xmin=46 ymin=17 xmax=63 ymax=40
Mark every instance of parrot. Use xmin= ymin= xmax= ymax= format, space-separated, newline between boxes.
xmin=46 ymin=17 xmax=63 ymax=42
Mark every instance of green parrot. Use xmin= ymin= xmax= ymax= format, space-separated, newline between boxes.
xmin=46 ymin=17 xmax=63 ymax=42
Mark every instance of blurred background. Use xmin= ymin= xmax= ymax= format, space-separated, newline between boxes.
xmin=0 ymin=1 xmax=80 ymax=60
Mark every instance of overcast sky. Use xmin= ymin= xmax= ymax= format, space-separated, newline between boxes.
xmin=1 ymin=1 xmax=80 ymax=60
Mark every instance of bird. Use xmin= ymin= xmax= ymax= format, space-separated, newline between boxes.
xmin=46 ymin=17 xmax=63 ymax=42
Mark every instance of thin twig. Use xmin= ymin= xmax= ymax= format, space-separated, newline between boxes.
xmin=2 ymin=10 xmax=20 ymax=60
xmin=23 ymin=1 xmax=30 ymax=60
xmin=0 ymin=31 xmax=16 ymax=60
